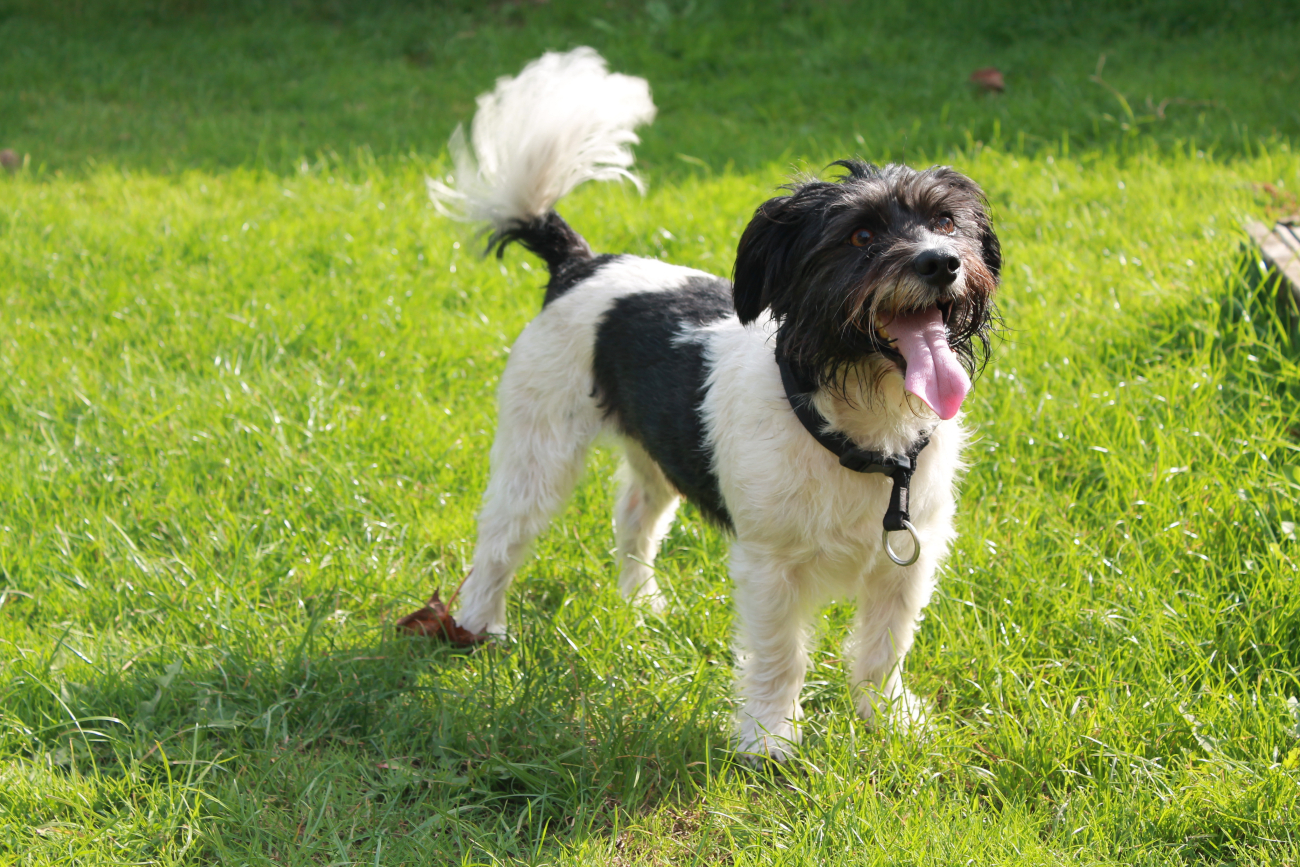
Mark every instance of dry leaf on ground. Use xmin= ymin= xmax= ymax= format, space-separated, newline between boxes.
xmin=396 ymin=590 xmax=488 ymax=645
xmin=969 ymin=67 xmax=1005 ymax=92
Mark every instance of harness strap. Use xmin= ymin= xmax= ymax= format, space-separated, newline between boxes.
xmin=777 ymin=357 xmax=931 ymax=534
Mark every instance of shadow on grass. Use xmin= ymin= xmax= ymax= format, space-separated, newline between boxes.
xmin=9 ymin=608 xmax=737 ymax=859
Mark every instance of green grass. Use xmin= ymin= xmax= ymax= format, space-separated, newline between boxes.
xmin=2 ymin=0 xmax=1298 ymax=174
xmin=1 ymin=1 xmax=1300 ymax=864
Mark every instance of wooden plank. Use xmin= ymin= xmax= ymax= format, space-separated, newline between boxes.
xmin=1246 ymin=220 xmax=1300 ymax=304
xmin=1281 ymin=223 xmax=1300 ymax=254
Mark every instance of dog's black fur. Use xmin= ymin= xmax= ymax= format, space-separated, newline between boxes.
xmin=592 ymin=278 xmax=736 ymax=529
xmin=489 ymin=163 xmax=1000 ymax=393
xmin=485 ymin=211 xmax=623 ymax=307
xmin=733 ymin=160 xmax=1001 ymax=393
xmin=486 ymin=160 xmax=1001 ymax=531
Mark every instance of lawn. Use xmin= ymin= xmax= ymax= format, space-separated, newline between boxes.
xmin=1 ymin=0 xmax=1299 ymax=864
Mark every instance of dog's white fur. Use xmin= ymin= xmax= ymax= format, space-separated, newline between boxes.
xmin=432 ymin=49 xmax=964 ymax=760
xmin=427 ymin=46 xmax=655 ymax=225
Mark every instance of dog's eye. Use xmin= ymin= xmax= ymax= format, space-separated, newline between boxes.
xmin=850 ymin=228 xmax=875 ymax=247
xmin=934 ymin=216 xmax=956 ymax=234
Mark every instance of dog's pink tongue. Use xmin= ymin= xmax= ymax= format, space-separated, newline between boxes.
xmin=884 ymin=307 xmax=971 ymax=420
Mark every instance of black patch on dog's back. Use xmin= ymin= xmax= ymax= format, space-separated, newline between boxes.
xmin=593 ymin=277 xmax=735 ymax=529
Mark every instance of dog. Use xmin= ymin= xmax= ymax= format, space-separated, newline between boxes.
xmin=420 ymin=48 xmax=1001 ymax=760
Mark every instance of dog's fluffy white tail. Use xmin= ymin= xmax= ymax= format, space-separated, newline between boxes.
xmin=427 ymin=47 xmax=656 ymax=230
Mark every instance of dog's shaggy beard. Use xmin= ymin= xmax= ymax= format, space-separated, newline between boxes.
xmin=734 ymin=160 xmax=1002 ymax=399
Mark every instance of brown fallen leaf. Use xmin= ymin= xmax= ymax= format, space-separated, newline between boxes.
xmin=969 ymin=67 xmax=1005 ymax=93
xmin=396 ymin=590 xmax=487 ymax=645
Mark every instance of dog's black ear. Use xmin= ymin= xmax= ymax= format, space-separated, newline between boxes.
xmin=733 ymin=196 xmax=800 ymax=324
xmin=979 ymin=213 xmax=1002 ymax=281
xmin=962 ymin=183 xmax=1001 ymax=281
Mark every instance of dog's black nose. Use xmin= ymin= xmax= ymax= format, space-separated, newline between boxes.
xmin=913 ymin=249 xmax=960 ymax=288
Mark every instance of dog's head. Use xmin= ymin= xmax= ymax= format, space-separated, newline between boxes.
xmin=733 ymin=160 xmax=1000 ymax=416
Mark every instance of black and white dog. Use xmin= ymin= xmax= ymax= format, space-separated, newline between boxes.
xmin=425 ymin=48 xmax=1000 ymax=759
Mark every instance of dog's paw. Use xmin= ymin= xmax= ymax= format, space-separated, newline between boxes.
xmin=735 ymin=715 xmax=801 ymax=763
xmin=453 ymin=609 xmax=507 ymax=639
xmin=856 ymin=687 xmax=933 ymax=735
xmin=735 ymin=736 xmax=798 ymax=765
xmin=735 ymin=747 xmax=792 ymax=771
xmin=617 ymin=568 xmax=666 ymax=614
xmin=635 ymin=589 xmax=667 ymax=615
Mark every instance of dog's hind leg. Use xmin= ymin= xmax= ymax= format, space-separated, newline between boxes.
xmin=455 ymin=369 xmax=603 ymax=637
xmin=613 ymin=441 xmax=679 ymax=612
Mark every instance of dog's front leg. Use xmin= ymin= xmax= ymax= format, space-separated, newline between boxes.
xmin=849 ymin=566 xmax=937 ymax=732
xmin=730 ymin=542 xmax=813 ymax=762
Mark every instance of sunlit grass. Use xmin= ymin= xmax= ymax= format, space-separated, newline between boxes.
xmin=3 ymin=143 xmax=1299 ymax=865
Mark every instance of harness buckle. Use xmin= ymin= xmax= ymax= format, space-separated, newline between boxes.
xmin=839 ymin=449 xmax=912 ymax=476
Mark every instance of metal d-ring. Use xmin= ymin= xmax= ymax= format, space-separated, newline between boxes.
xmin=882 ymin=520 xmax=921 ymax=567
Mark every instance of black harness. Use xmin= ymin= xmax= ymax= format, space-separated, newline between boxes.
xmin=777 ymin=357 xmax=932 ymax=565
